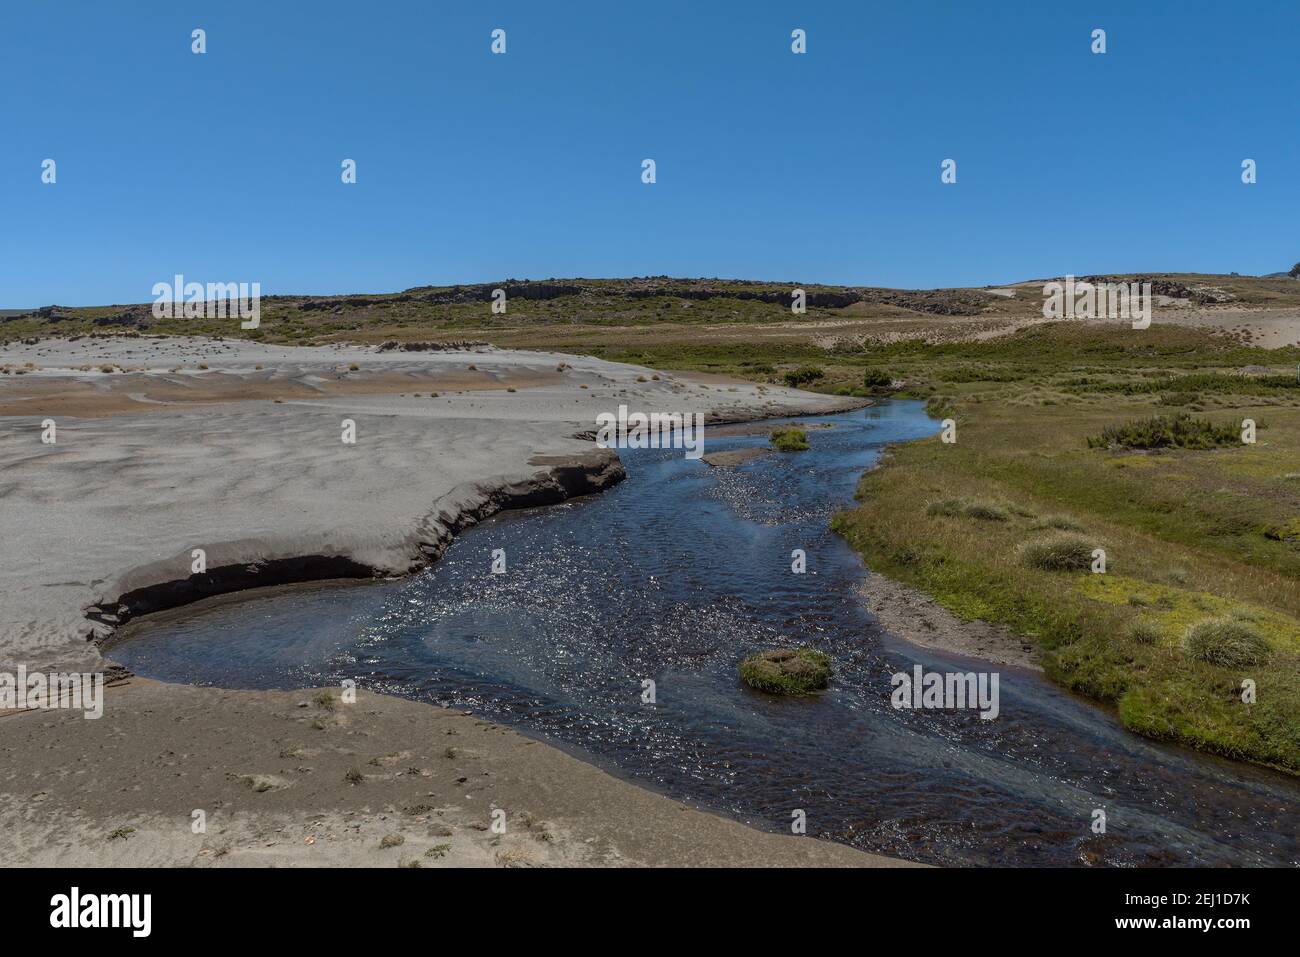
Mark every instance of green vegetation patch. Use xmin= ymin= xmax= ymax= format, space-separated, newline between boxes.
xmin=782 ymin=366 xmax=825 ymax=388
xmin=770 ymin=427 xmax=810 ymax=452
xmin=739 ymin=648 xmax=832 ymax=695
xmin=1079 ymin=576 xmax=1300 ymax=654
xmin=926 ymin=497 xmax=1011 ymax=522
xmin=1183 ymin=618 xmax=1271 ymax=668
xmin=831 ymin=326 xmax=1300 ymax=773
xmin=1018 ymin=533 xmax=1098 ymax=571
xmin=1087 ymin=413 xmax=1246 ymax=450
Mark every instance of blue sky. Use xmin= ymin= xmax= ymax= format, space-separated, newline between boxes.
xmin=2 ymin=1 xmax=1297 ymax=306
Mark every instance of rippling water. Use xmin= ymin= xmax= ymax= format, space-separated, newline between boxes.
xmin=112 ymin=401 xmax=1300 ymax=866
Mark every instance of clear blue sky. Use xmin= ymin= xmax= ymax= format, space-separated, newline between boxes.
xmin=2 ymin=0 xmax=1297 ymax=306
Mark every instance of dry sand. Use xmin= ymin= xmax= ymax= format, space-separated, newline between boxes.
xmin=0 ymin=336 xmax=909 ymax=867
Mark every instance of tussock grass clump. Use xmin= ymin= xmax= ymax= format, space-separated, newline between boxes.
xmin=1182 ymin=617 xmax=1270 ymax=668
xmin=1033 ymin=514 xmax=1084 ymax=532
xmin=964 ymin=501 xmax=1012 ymax=522
xmin=739 ymin=648 xmax=831 ymax=695
xmin=1126 ymin=619 xmax=1163 ymax=645
xmin=926 ymin=497 xmax=1010 ymax=522
xmin=1018 ymin=533 xmax=1096 ymax=571
xmin=770 ymin=427 xmax=810 ymax=452
xmin=1087 ymin=412 xmax=1244 ymax=450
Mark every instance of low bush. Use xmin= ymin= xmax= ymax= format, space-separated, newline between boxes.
xmin=782 ymin=366 xmax=825 ymax=387
xmin=1087 ymin=413 xmax=1246 ymax=450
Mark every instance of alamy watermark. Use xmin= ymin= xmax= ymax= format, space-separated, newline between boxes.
xmin=595 ymin=404 xmax=705 ymax=460
xmin=50 ymin=887 xmax=150 ymax=937
xmin=1042 ymin=275 xmax=1151 ymax=329
xmin=152 ymin=274 xmax=261 ymax=329
xmin=1 ymin=666 xmax=104 ymax=719
xmin=891 ymin=664 xmax=1000 ymax=720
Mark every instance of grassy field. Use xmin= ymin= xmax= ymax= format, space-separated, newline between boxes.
xmin=7 ymin=275 xmax=1300 ymax=772
xmin=828 ymin=325 xmax=1300 ymax=774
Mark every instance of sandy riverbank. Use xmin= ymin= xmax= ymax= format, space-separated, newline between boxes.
xmin=0 ymin=336 xmax=906 ymax=867
xmin=1 ymin=679 xmax=917 ymax=867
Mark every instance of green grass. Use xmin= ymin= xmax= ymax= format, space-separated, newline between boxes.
xmin=739 ymin=648 xmax=832 ymax=695
xmin=770 ymin=427 xmax=810 ymax=452
xmin=830 ymin=323 xmax=1300 ymax=774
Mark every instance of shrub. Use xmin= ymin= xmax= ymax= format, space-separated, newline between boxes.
xmin=1182 ymin=618 xmax=1269 ymax=668
xmin=770 ymin=427 xmax=810 ymax=452
xmin=1087 ymin=413 xmax=1245 ymax=450
xmin=739 ymin=648 xmax=832 ymax=695
xmin=1018 ymin=533 xmax=1096 ymax=571
xmin=925 ymin=396 xmax=955 ymax=418
xmin=782 ymin=366 xmax=824 ymax=388
xmin=862 ymin=368 xmax=893 ymax=389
